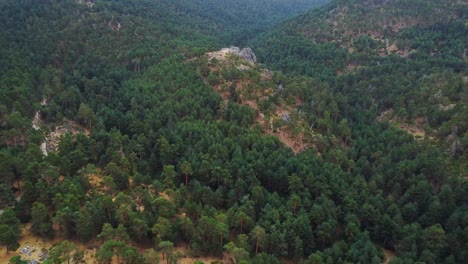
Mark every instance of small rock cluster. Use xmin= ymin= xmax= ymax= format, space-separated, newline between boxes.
xmin=20 ymin=246 xmax=32 ymax=256
xmin=239 ymin=47 xmax=257 ymax=63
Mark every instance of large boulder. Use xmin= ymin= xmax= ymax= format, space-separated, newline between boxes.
xmin=239 ymin=48 xmax=257 ymax=63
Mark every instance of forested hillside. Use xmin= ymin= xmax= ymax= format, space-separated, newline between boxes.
xmin=252 ymin=0 xmax=467 ymax=159
xmin=0 ymin=0 xmax=466 ymax=264
xmin=165 ymin=0 xmax=330 ymax=45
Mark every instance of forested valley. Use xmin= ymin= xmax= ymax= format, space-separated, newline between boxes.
xmin=0 ymin=0 xmax=466 ymax=263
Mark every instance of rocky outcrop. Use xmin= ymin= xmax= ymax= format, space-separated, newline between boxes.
xmin=208 ymin=46 xmax=257 ymax=63
xmin=32 ymin=111 xmax=48 ymax=156
xmin=32 ymin=102 xmax=89 ymax=156
xmin=221 ymin=47 xmax=241 ymax=54
xmin=239 ymin=47 xmax=257 ymax=63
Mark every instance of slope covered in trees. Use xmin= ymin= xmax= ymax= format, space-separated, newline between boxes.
xmin=252 ymin=0 xmax=467 ymax=156
xmin=165 ymin=0 xmax=330 ymax=45
xmin=0 ymin=0 xmax=466 ymax=264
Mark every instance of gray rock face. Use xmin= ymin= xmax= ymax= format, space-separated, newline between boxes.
xmin=221 ymin=47 xmax=241 ymax=54
xmin=277 ymin=84 xmax=284 ymax=92
xmin=214 ymin=46 xmax=257 ymax=63
xmin=239 ymin=48 xmax=257 ymax=63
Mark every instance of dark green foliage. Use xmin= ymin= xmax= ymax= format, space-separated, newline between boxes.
xmin=8 ymin=256 xmax=28 ymax=264
xmin=0 ymin=224 xmax=19 ymax=253
xmin=0 ymin=209 xmax=21 ymax=253
xmin=0 ymin=0 xmax=465 ymax=263
xmin=167 ymin=0 xmax=330 ymax=45
xmin=31 ymin=202 xmax=53 ymax=237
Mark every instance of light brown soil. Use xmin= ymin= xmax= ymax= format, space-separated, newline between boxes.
xmin=0 ymin=224 xmax=97 ymax=264
xmin=0 ymin=225 xmax=223 ymax=264
xmin=175 ymin=246 xmax=222 ymax=264
xmin=383 ymin=249 xmax=396 ymax=264
xmin=158 ymin=191 xmax=171 ymax=201
xmin=396 ymin=123 xmax=426 ymax=139
xmin=178 ymin=257 xmax=220 ymax=264
xmin=377 ymin=109 xmax=428 ymax=140
xmin=267 ymin=128 xmax=309 ymax=154
xmin=86 ymin=169 xmax=105 ymax=192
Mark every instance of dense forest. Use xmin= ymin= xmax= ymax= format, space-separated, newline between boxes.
xmin=0 ymin=0 xmax=466 ymax=264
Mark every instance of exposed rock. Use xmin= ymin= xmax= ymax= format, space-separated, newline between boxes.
xmin=32 ymin=112 xmax=41 ymax=130
xmin=236 ymin=64 xmax=251 ymax=71
xmin=277 ymin=84 xmax=284 ymax=92
xmin=31 ymin=105 xmax=89 ymax=155
xmin=261 ymin=69 xmax=273 ymax=80
xmin=46 ymin=120 xmax=89 ymax=153
xmin=32 ymin=111 xmax=48 ymax=156
xmin=221 ymin=46 xmax=240 ymax=54
xmin=281 ymin=113 xmax=291 ymax=122
xmin=239 ymin=48 xmax=257 ymax=63
xmin=207 ymin=46 xmax=257 ymax=63
xmin=438 ymin=103 xmax=456 ymax=111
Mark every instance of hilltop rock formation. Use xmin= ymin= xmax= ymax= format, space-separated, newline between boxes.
xmin=208 ymin=46 xmax=257 ymax=63
xmin=239 ymin=47 xmax=257 ymax=63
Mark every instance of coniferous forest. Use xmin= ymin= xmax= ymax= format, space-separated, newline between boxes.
xmin=0 ymin=0 xmax=466 ymax=263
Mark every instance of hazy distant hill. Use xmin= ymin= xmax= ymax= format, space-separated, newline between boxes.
xmin=166 ymin=0 xmax=330 ymax=45
xmin=289 ymin=0 xmax=466 ymax=45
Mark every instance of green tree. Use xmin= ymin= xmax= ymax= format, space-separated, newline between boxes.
xmin=288 ymin=194 xmax=302 ymax=214
xmin=121 ymin=245 xmax=144 ymax=264
xmin=78 ymin=103 xmax=95 ymax=130
xmin=179 ymin=215 xmax=193 ymax=246
xmin=0 ymin=224 xmax=19 ymax=253
xmin=98 ymin=223 xmax=129 ymax=242
xmin=8 ymin=256 xmax=28 ymax=264
xmin=162 ymin=165 xmax=176 ymax=189
xmin=143 ymin=249 xmax=160 ymax=264
xmin=48 ymin=240 xmax=81 ymax=264
xmin=152 ymin=217 xmax=172 ymax=245
xmin=157 ymin=136 xmax=174 ymax=167
xmin=224 ymin=242 xmax=249 ymax=264
xmin=338 ymin=118 xmax=352 ymax=144
xmin=0 ymin=184 xmax=15 ymax=207
xmin=96 ymin=240 xmax=126 ymax=264
xmin=130 ymin=215 xmax=148 ymax=242
xmin=251 ymin=225 xmax=267 ymax=255
xmin=158 ymin=241 xmax=174 ymax=264
xmin=347 ymin=232 xmax=382 ymax=264
xmin=102 ymin=176 xmax=117 ymax=195
xmin=422 ymin=224 xmax=447 ymax=251
xmin=180 ymin=160 xmax=192 ymax=187
xmin=317 ymin=220 xmax=335 ymax=248
xmin=215 ymin=213 xmax=229 ymax=249
xmin=31 ymin=202 xmax=52 ymax=237
xmin=235 ymin=210 xmax=253 ymax=234
xmin=54 ymin=206 xmax=77 ymax=238
xmin=75 ymin=208 xmax=94 ymax=242
xmin=0 ymin=207 xmax=20 ymax=231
